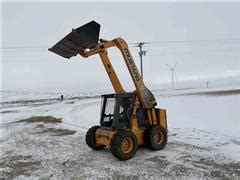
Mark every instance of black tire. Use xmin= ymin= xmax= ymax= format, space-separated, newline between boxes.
xmin=85 ymin=126 xmax=105 ymax=150
xmin=144 ymin=125 xmax=167 ymax=150
xmin=110 ymin=131 xmax=138 ymax=161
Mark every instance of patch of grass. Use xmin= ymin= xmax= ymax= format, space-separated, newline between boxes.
xmin=185 ymin=89 xmax=240 ymax=96
xmin=16 ymin=116 xmax=62 ymax=124
xmin=1 ymin=155 xmax=41 ymax=178
xmin=146 ymin=156 xmax=170 ymax=168
xmin=39 ymin=128 xmax=76 ymax=136
xmin=0 ymin=110 xmax=19 ymax=114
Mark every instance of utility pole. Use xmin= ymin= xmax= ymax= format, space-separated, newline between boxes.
xmin=136 ymin=42 xmax=147 ymax=79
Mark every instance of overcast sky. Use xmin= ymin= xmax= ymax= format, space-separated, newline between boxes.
xmin=1 ymin=2 xmax=240 ymax=93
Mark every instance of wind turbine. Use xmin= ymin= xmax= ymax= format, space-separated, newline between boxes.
xmin=166 ymin=63 xmax=177 ymax=89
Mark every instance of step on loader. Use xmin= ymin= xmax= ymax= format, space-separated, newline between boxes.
xmin=49 ymin=21 xmax=168 ymax=160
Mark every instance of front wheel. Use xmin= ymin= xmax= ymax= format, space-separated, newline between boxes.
xmin=110 ymin=131 xmax=138 ymax=161
xmin=85 ymin=126 xmax=105 ymax=150
xmin=144 ymin=125 xmax=167 ymax=150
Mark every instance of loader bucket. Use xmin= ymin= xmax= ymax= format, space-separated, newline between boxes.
xmin=49 ymin=21 xmax=100 ymax=58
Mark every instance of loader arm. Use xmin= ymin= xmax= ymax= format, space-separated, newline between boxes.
xmin=81 ymin=38 xmax=157 ymax=109
xmin=48 ymin=21 xmax=156 ymax=109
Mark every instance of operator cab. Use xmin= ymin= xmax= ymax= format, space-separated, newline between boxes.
xmin=100 ymin=93 xmax=146 ymax=130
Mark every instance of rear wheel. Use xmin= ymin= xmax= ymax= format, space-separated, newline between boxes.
xmin=144 ymin=125 xmax=167 ymax=150
xmin=110 ymin=131 xmax=138 ymax=161
xmin=85 ymin=126 xmax=105 ymax=150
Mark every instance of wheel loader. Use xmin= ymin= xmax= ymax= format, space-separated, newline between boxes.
xmin=49 ymin=21 xmax=168 ymax=160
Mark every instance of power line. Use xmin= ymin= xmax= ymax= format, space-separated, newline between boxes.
xmin=0 ymin=45 xmax=49 ymax=49
xmin=131 ymin=38 xmax=240 ymax=45
xmin=3 ymin=41 xmax=235 ymax=53
xmin=1 ymin=38 xmax=239 ymax=50
xmin=2 ymin=48 xmax=240 ymax=62
xmin=1 ymin=49 xmax=48 ymax=53
xmin=141 ymin=41 xmax=240 ymax=47
xmin=1 ymin=48 xmax=239 ymax=63
xmin=147 ymin=48 xmax=240 ymax=57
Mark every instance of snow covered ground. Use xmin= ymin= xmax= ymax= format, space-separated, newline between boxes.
xmin=0 ymin=89 xmax=240 ymax=178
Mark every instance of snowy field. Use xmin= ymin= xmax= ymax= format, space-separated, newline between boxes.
xmin=0 ymin=89 xmax=240 ymax=178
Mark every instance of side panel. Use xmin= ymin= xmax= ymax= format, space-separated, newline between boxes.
xmin=130 ymin=95 xmax=145 ymax=145
xmin=155 ymin=108 xmax=168 ymax=130
xmin=95 ymin=128 xmax=116 ymax=146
